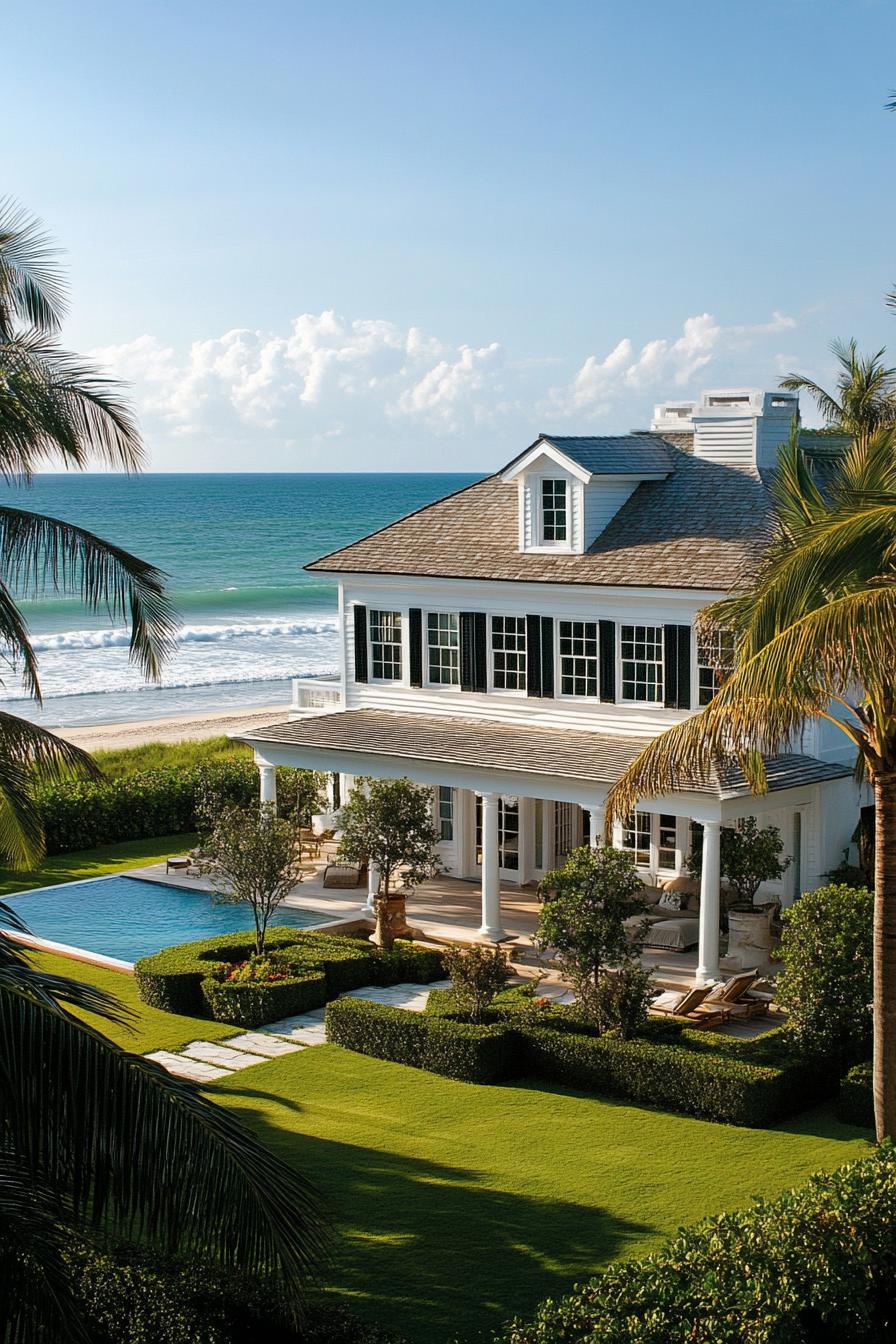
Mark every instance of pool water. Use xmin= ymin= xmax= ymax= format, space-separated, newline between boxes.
xmin=6 ymin=875 xmax=322 ymax=963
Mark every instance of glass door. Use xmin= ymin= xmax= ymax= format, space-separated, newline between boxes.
xmin=475 ymin=796 xmax=520 ymax=873
xmin=554 ymin=802 xmax=578 ymax=864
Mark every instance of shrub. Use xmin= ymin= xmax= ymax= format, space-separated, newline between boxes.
xmin=838 ymin=1062 xmax=874 ymax=1128
xmin=496 ymin=1147 xmax=896 ymax=1344
xmin=325 ymin=997 xmax=519 ymax=1083
xmin=65 ymin=1237 xmax=407 ymax=1344
xmin=687 ymin=816 xmax=791 ymax=904
xmin=589 ymin=959 xmax=654 ymax=1039
xmin=134 ymin=929 xmax=444 ymax=1022
xmin=442 ymin=944 xmax=511 ymax=1022
xmin=201 ymin=969 xmax=327 ymax=1028
xmin=776 ymin=883 xmax=874 ymax=1063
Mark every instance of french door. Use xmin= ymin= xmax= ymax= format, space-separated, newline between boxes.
xmin=475 ymin=796 xmax=520 ymax=873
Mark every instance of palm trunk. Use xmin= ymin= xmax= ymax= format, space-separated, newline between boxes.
xmin=873 ymin=772 xmax=896 ymax=1142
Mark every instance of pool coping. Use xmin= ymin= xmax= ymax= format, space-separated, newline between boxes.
xmin=2 ymin=872 xmax=371 ymax=971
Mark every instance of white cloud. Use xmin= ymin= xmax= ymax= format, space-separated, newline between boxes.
xmin=91 ymin=307 xmax=800 ymax=469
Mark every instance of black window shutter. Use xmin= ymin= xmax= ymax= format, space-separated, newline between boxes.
xmin=409 ymin=608 xmax=423 ymax=687
xmin=664 ymin=624 xmax=691 ymax=709
xmin=473 ymin=612 xmax=488 ymax=692
xmin=539 ymin=616 xmax=554 ymax=698
xmin=460 ymin=612 xmax=476 ymax=692
xmin=353 ymin=604 xmax=368 ymax=683
xmin=599 ymin=620 xmax=616 ymax=703
xmin=525 ymin=615 xmax=542 ymax=698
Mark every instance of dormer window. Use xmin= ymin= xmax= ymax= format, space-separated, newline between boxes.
xmin=541 ymin=478 xmax=568 ymax=544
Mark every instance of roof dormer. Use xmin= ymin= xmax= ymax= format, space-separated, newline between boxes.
xmin=500 ymin=434 xmax=672 ymax=554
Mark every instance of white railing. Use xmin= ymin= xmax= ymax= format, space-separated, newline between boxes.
xmin=290 ymin=675 xmax=343 ymax=718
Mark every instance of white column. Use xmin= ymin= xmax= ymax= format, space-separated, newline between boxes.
xmin=479 ymin=792 xmax=504 ymax=941
xmin=696 ymin=819 xmax=721 ymax=984
xmin=259 ymin=764 xmax=277 ymax=810
xmin=585 ymin=804 xmax=605 ymax=848
xmin=362 ymin=862 xmax=380 ymax=914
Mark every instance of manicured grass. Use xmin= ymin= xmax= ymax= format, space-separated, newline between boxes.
xmin=91 ymin=736 xmax=251 ymax=779
xmin=0 ymin=833 xmax=197 ymax=898
xmin=39 ymin=955 xmax=874 ymax=1343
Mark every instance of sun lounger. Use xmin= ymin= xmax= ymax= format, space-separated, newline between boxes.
xmin=703 ymin=970 xmax=771 ymax=1019
xmin=649 ymin=984 xmax=727 ymax=1029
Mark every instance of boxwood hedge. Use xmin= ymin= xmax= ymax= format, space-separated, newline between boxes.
xmin=495 ymin=1146 xmax=896 ymax=1344
xmin=135 ymin=928 xmax=444 ymax=1027
xmin=838 ymin=1061 xmax=874 ymax=1129
xmin=324 ymin=990 xmax=839 ymax=1126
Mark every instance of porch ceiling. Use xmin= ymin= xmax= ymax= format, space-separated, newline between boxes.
xmin=237 ymin=709 xmax=851 ymax=799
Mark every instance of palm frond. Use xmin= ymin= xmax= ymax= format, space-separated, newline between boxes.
xmin=0 ymin=713 xmax=100 ymax=868
xmin=768 ymin=422 xmax=827 ymax=533
xmin=0 ymin=987 xmax=330 ymax=1311
xmin=0 ymin=507 xmax=178 ymax=682
xmin=0 ymin=900 xmax=129 ymax=1022
xmin=778 ymin=371 xmax=843 ymax=429
xmin=0 ymin=332 xmax=143 ymax=478
xmin=0 ymin=574 xmax=39 ymax=697
xmin=0 ymin=199 xmax=66 ymax=338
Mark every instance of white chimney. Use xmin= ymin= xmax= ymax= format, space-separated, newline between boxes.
xmin=650 ymin=400 xmax=696 ymax=434
xmin=690 ymin=388 xmax=798 ymax=470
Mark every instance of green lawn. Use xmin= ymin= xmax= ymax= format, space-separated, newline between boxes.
xmin=33 ymin=951 xmax=874 ymax=1343
xmin=0 ymin=833 xmax=197 ymax=898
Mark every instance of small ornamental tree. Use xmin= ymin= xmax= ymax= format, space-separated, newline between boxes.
xmin=337 ymin=778 xmax=442 ymax=949
xmin=201 ymin=803 xmax=305 ymax=956
xmin=537 ymin=845 xmax=650 ymax=1034
xmin=443 ymin=944 xmax=511 ymax=1023
xmin=687 ymin=817 xmax=791 ymax=904
xmin=776 ymin=883 xmax=874 ymax=1063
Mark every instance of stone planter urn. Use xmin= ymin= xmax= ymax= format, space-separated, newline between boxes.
xmin=369 ymin=891 xmax=413 ymax=948
xmin=725 ymin=908 xmax=776 ymax=974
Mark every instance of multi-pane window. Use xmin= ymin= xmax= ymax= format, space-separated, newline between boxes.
xmin=658 ymin=814 xmax=678 ymax=870
xmin=559 ymin=620 xmax=599 ymax=697
xmin=369 ymin=609 xmax=402 ymax=681
xmin=697 ymin=628 xmax=735 ymax=705
xmin=621 ymin=624 xmax=663 ymax=702
xmin=437 ymin=786 xmax=454 ymax=842
xmin=492 ymin=615 xmax=527 ymax=690
xmin=427 ymin=612 xmax=459 ymax=685
xmin=475 ymin=797 xmax=520 ymax=870
xmin=622 ymin=811 xmax=651 ymax=866
xmin=541 ymin=478 xmax=568 ymax=542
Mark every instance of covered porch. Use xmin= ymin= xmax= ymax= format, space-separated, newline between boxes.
xmin=238 ymin=708 xmax=853 ymax=987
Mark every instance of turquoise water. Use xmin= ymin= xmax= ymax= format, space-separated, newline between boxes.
xmin=0 ymin=472 xmax=479 ymax=727
xmin=7 ymin=874 xmax=322 ymax=962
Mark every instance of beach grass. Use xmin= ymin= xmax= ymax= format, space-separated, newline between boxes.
xmin=34 ymin=954 xmax=875 ymax=1343
xmin=0 ymin=834 xmax=196 ymax=898
xmin=91 ymin=735 xmax=252 ymax=779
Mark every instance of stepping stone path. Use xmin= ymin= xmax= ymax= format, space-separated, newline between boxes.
xmin=145 ymin=981 xmax=451 ymax=1083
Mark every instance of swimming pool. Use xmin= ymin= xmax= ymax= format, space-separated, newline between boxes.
xmin=5 ymin=875 xmax=323 ymax=963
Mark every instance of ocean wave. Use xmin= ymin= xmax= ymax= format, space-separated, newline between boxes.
xmin=3 ymin=666 xmax=339 ymax=703
xmin=29 ymin=617 xmax=340 ymax=653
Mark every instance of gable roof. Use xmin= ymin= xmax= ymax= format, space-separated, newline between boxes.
xmin=523 ymin=434 xmax=674 ymax=475
xmin=306 ymin=439 xmax=774 ymax=591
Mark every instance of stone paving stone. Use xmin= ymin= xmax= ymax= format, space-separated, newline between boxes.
xmin=225 ymin=1032 xmax=303 ymax=1057
xmin=180 ymin=1040 xmax=268 ymax=1070
xmin=262 ymin=1011 xmax=329 ymax=1045
xmin=145 ymin=1050 xmax=229 ymax=1082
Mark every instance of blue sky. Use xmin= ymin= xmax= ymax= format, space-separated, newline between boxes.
xmin=6 ymin=0 xmax=896 ymax=470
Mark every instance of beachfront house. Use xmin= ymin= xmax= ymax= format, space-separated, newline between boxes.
xmin=238 ymin=387 xmax=861 ymax=983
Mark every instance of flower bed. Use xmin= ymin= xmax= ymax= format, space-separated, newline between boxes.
xmin=324 ymin=989 xmax=839 ymax=1126
xmin=135 ymin=929 xmax=444 ymax=1028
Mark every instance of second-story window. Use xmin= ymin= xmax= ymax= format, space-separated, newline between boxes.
xmin=492 ymin=615 xmax=526 ymax=690
xmin=697 ymin=628 xmax=735 ymax=705
xmin=541 ymin=478 xmax=568 ymax=543
xmin=427 ymin=612 xmax=459 ymax=685
xmin=370 ymin=609 xmax=402 ymax=681
xmin=621 ymin=624 xmax=663 ymax=702
xmin=559 ymin=620 xmax=598 ymax=696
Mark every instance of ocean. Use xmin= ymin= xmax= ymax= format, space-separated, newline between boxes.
xmin=0 ymin=473 xmax=479 ymax=729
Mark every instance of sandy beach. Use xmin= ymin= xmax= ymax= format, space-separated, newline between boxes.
xmin=54 ymin=704 xmax=291 ymax=753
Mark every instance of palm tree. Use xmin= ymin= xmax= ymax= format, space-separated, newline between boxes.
xmin=0 ymin=202 xmax=329 ymax=1337
xmin=0 ymin=197 xmax=179 ymax=866
xmin=606 ymin=425 xmax=896 ymax=1142
xmin=780 ymin=338 xmax=896 ymax=443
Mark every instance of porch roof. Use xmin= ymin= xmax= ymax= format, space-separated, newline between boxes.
xmin=238 ymin=709 xmax=851 ymax=798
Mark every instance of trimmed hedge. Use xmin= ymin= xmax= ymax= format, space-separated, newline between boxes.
xmin=325 ymin=997 xmax=518 ymax=1083
xmin=35 ymin=759 xmax=259 ymax=854
xmin=135 ymin=929 xmax=444 ymax=1027
xmin=496 ymin=1146 xmax=896 ymax=1344
xmin=838 ymin=1061 xmax=874 ymax=1129
xmin=326 ymin=990 xmax=838 ymax=1126
xmin=65 ymin=1238 xmax=406 ymax=1344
